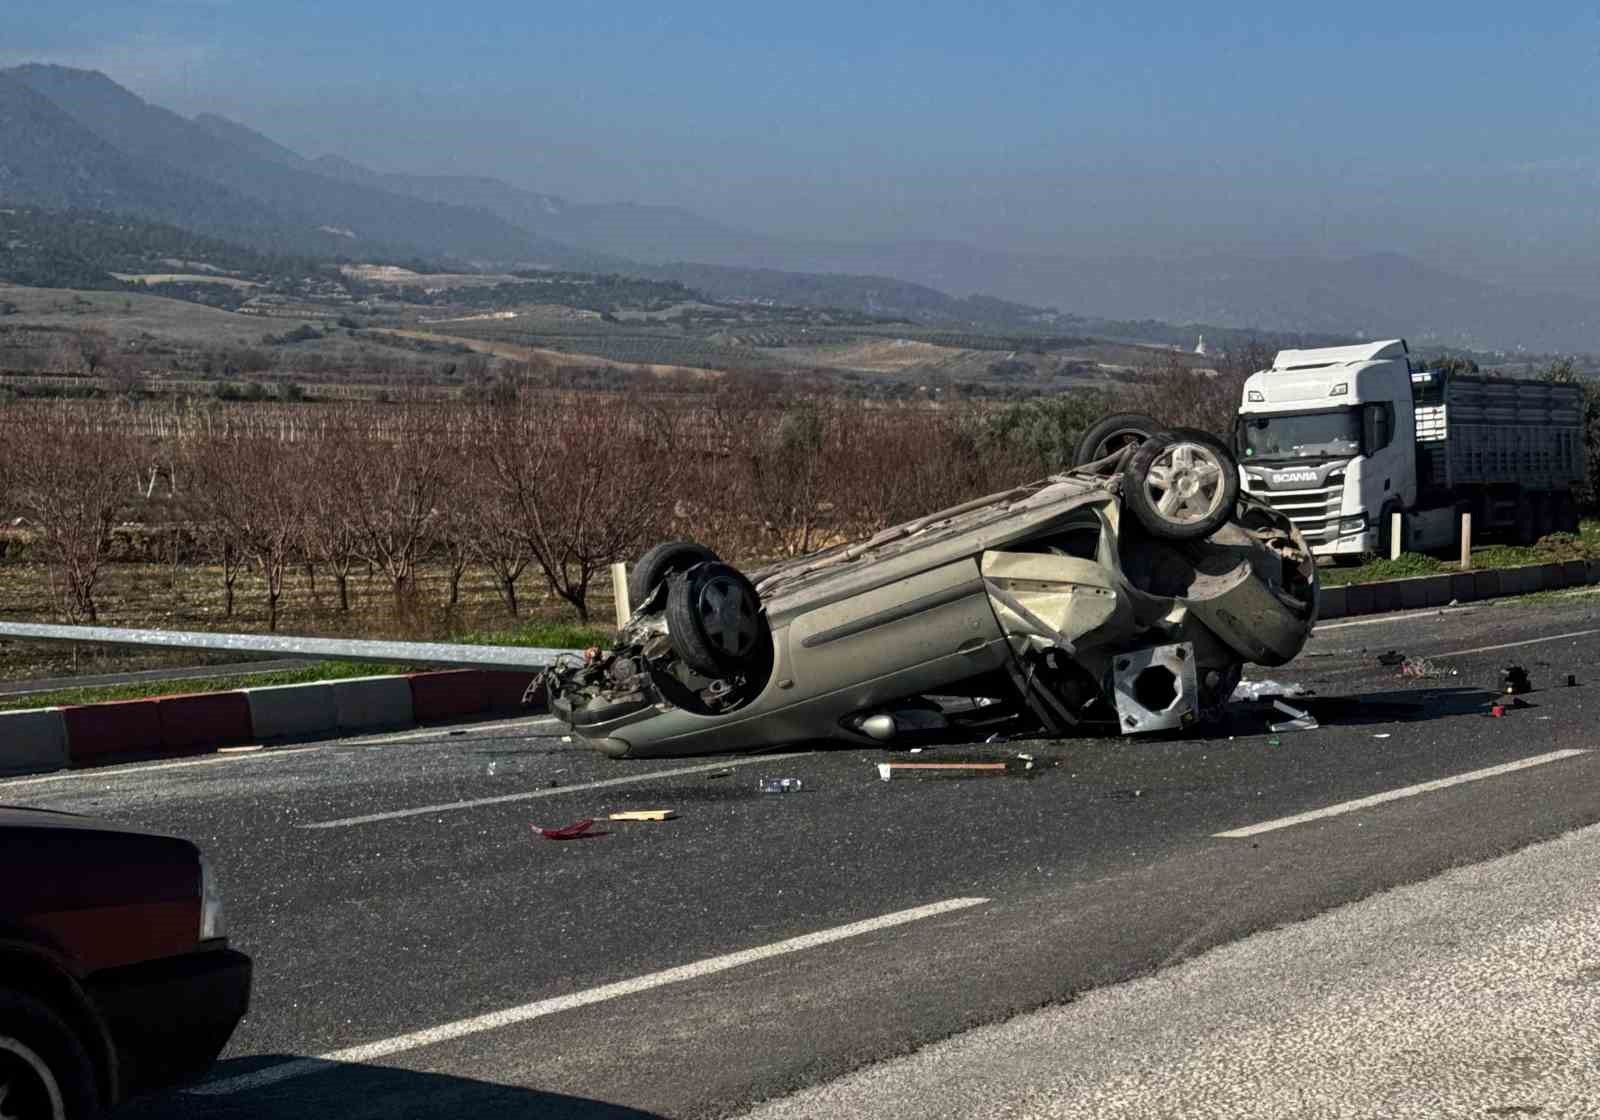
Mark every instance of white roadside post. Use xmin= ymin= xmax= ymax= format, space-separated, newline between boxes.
xmin=612 ymin=562 xmax=631 ymax=629
xmin=1390 ymin=511 xmax=1403 ymax=561
xmin=1460 ymin=512 xmax=1473 ymax=570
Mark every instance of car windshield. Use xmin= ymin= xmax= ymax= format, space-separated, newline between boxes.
xmin=1236 ymin=409 xmax=1362 ymax=463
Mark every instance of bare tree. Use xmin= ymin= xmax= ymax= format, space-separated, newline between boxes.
xmin=486 ymin=394 xmax=678 ymax=623
xmin=459 ymin=429 xmax=530 ymax=616
xmin=10 ymin=410 xmax=133 ymax=622
xmin=183 ymin=435 xmax=304 ymax=629
xmin=303 ymin=436 xmax=364 ymax=612
xmin=346 ymin=406 xmax=447 ymax=613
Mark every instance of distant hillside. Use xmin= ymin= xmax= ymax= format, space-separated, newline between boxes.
xmin=0 ymin=65 xmax=615 ymax=271
xmin=12 ymin=68 xmax=1594 ymax=349
xmin=648 ymin=262 xmax=1059 ymax=329
xmin=0 ymin=208 xmax=331 ymax=290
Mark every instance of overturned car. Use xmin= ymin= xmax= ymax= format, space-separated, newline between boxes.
xmin=547 ymin=419 xmax=1318 ymax=759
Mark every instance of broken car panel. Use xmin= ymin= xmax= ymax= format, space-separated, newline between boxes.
xmin=548 ymin=425 xmax=1318 ymax=758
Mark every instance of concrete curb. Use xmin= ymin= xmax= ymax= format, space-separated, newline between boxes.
xmin=0 ymin=707 xmax=69 ymax=775
xmin=245 ymin=681 xmax=339 ymax=742
xmin=3 ymin=667 xmax=550 ymax=777
xmin=331 ymin=675 xmax=415 ymax=732
xmin=1318 ymin=560 xmax=1600 ymax=621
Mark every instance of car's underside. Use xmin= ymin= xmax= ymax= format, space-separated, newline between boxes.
xmin=548 ymin=424 xmax=1319 ymax=759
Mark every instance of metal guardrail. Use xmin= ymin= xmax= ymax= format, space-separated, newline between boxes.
xmin=0 ymin=622 xmax=580 ymax=671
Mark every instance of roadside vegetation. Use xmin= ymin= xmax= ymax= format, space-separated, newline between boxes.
xmin=1319 ymin=522 xmax=1600 ymax=587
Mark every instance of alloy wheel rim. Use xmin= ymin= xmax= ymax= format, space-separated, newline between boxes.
xmin=1144 ymin=442 xmax=1226 ymax=523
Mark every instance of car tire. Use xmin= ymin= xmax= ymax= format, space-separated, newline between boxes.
xmin=1073 ymin=413 xmax=1160 ymax=468
xmin=0 ymin=990 xmax=102 ymax=1120
xmin=1122 ymin=428 xmax=1240 ymax=541
xmin=628 ymin=541 xmax=720 ymax=610
xmin=665 ymin=562 xmax=768 ymax=677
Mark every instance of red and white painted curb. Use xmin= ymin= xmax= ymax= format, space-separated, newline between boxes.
xmin=0 ymin=669 xmax=545 ymax=777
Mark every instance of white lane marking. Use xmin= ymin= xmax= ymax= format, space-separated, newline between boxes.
xmin=0 ymin=747 xmax=312 ymax=788
xmin=1317 ymin=609 xmax=1475 ymax=631
xmin=1215 ymin=749 xmax=1589 ymax=838
xmin=1431 ymin=628 xmax=1600 ymax=659
xmin=301 ymin=752 xmax=812 ymax=829
xmin=188 ymin=896 xmax=991 ymax=1096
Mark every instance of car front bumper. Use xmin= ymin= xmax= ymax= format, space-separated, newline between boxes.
xmin=86 ymin=944 xmax=252 ymax=1100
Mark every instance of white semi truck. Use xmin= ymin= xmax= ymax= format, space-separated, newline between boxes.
xmin=1235 ymin=339 xmax=1587 ymax=561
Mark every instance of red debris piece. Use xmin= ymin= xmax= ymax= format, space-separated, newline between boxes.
xmin=1490 ymin=704 xmax=1506 ymax=718
xmin=536 ymin=818 xmax=597 ymax=840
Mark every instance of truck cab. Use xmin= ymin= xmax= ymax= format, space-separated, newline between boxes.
xmin=1235 ymin=339 xmax=1415 ymax=559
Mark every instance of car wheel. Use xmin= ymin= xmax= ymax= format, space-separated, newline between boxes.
xmin=1123 ymin=428 xmax=1240 ymax=541
xmin=628 ymin=541 xmax=720 ymax=610
xmin=1073 ymin=413 xmax=1160 ymax=468
xmin=665 ymin=562 xmax=768 ymax=677
xmin=0 ymin=991 xmax=101 ymax=1120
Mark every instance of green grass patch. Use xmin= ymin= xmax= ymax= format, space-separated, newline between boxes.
xmin=450 ymin=620 xmax=614 ymax=649
xmin=1319 ymin=553 xmax=1444 ymax=586
xmin=0 ymin=660 xmax=395 ymax=714
xmin=1319 ymin=519 xmax=1600 ymax=588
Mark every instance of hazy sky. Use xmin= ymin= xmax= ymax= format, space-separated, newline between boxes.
xmin=5 ymin=1 xmax=1600 ymax=287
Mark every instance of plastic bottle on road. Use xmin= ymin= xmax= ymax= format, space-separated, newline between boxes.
xmin=758 ymin=777 xmax=803 ymax=794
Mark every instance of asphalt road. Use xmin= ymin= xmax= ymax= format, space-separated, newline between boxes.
xmin=8 ymin=591 xmax=1600 ymax=1118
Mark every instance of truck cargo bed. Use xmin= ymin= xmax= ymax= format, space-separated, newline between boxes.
xmin=1414 ymin=375 xmax=1584 ymax=491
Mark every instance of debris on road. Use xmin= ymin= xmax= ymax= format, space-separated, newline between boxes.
xmin=535 ymin=818 xmax=599 ymax=840
xmin=1491 ymin=703 xmax=1506 ymax=718
xmin=705 ymin=768 xmax=734 ymax=780
xmin=1107 ymin=788 xmax=1145 ymax=801
xmin=1373 ymin=733 xmax=1392 ymax=740
xmin=608 ymin=810 xmax=676 ymax=822
xmin=1399 ymin=656 xmax=1455 ymax=679
xmin=1568 ymin=674 xmax=1579 ymax=687
xmin=1502 ymin=665 xmax=1532 ymax=695
xmin=1377 ymin=650 xmax=1406 ymax=667
xmin=1231 ymin=679 xmax=1311 ymax=702
xmin=1269 ymin=699 xmax=1319 ymax=732
xmin=876 ymin=756 xmax=1041 ymax=781
xmin=758 ymin=777 xmax=804 ymax=794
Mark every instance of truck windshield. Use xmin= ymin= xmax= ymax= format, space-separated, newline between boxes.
xmin=1236 ymin=409 xmax=1362 ymax=463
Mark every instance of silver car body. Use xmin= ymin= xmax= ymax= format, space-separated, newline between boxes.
xmin=549 ymin=468 xmax=1318 ymax=758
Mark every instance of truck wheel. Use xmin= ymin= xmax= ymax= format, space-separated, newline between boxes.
xmin=665 ymin=562 xmax=769 ymax=677
xmin=1515 ymin=497 xmax=1538 ymax=545
xmin=1557 ymin=493 xmax=1582 ymax=534
xmin=1122 ymin=429 xmax=1240 ymax=541
xmin=628 ymin=541 xmax=720 ymax=611
xmin=0 ymin=990 xmax=101 ymax=1120
xmin=1073 ymin=413 xmax=1159 ymax=468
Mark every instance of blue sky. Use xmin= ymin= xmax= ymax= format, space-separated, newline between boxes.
xmin=5 ymin=1 xmax=1599 ymax=284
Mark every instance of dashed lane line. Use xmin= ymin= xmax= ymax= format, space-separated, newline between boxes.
xmin=187 ymin=895 xmax=992 ymax=1096
xmin=300 ymin=751 xmax=813 ymax=829
xmin=1214 ymin=749 xmax=1589 ymax=838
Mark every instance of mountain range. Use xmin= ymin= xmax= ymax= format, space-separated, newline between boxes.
xmin=2 ymin=62 xmax=1597 ymax=352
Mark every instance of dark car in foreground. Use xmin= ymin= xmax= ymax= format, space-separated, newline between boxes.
xmin=0 ymin=807 xmax=250 ymax=1118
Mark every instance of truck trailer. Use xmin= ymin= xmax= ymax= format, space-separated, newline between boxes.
xmin=1235 ymin=339 xmax=1586 ymax=561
